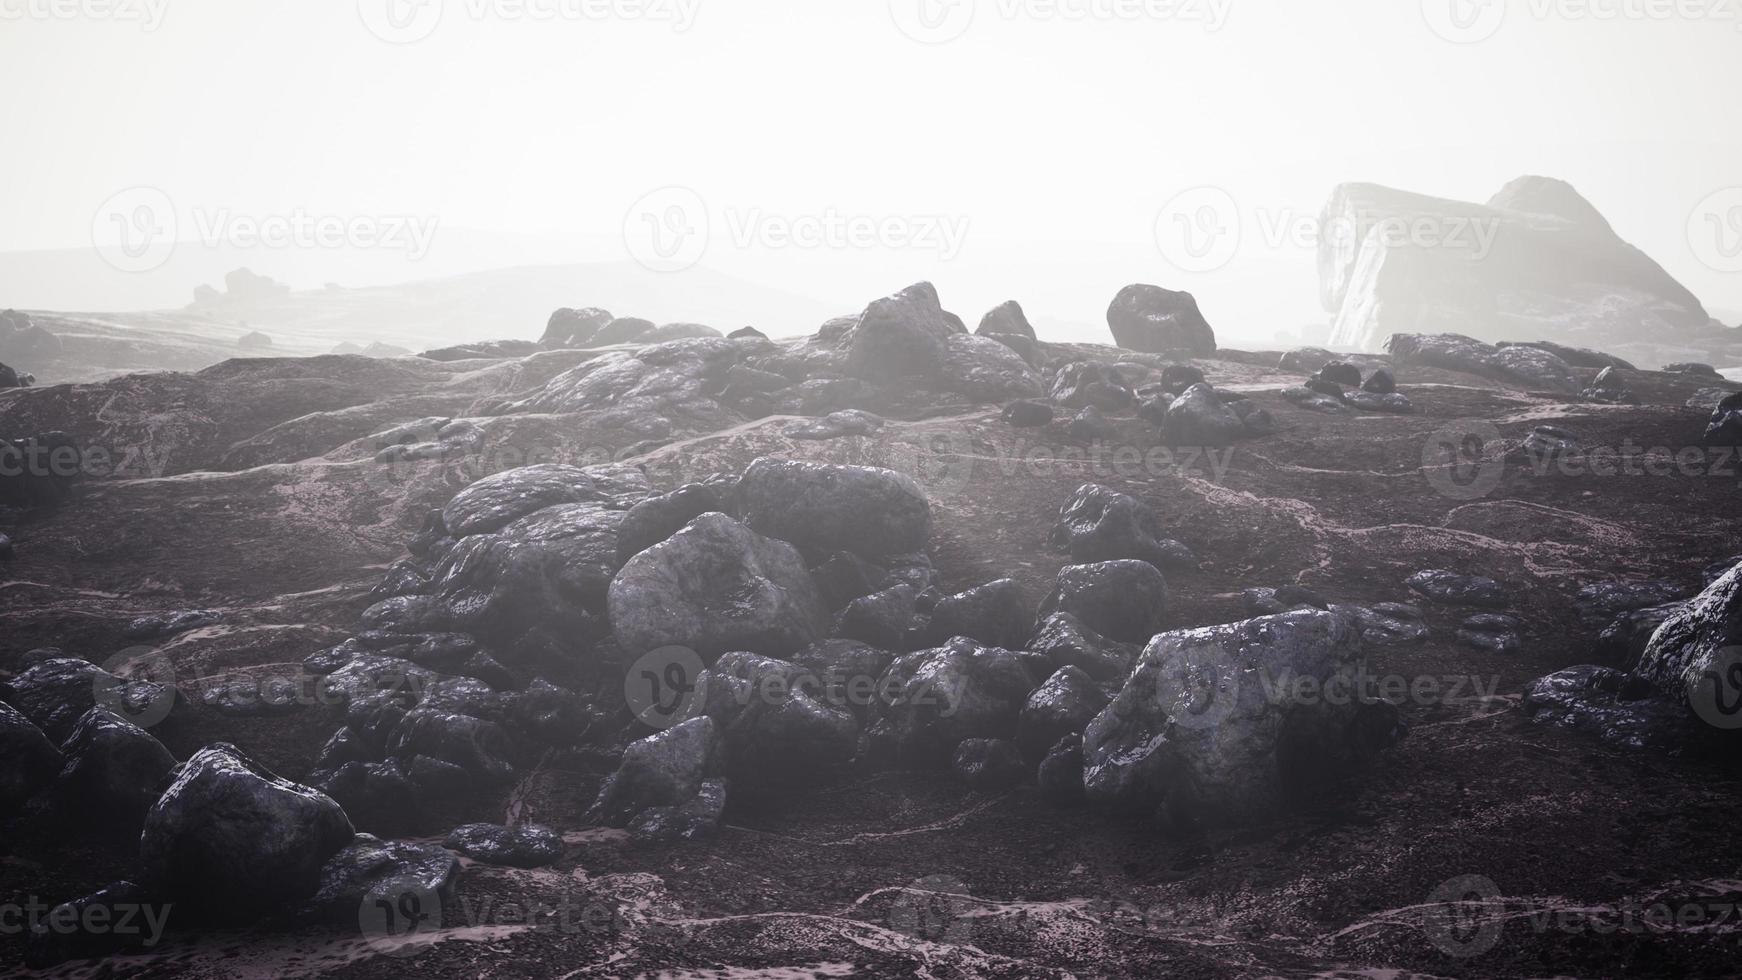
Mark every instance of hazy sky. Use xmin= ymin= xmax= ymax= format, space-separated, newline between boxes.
xmin=4 ymin=0 xmax=1740 ymax=342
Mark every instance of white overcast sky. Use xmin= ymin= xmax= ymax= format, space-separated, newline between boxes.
xmin=3 ymin=0 xmax=1740 ymax=341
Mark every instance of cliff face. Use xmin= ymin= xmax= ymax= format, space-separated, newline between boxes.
xmin=1320 ymin=177 xmax=1727 ymax=366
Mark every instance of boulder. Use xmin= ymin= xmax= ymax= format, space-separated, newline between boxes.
xmin=1018 ymin=666 xmax=1109 ymax=758
xmin=1082 ymin=609 xmax=1397 ymax=824
xmin=1706 ymin=392 xmax=1742 ymax=447
xmin=1067 ymin=406 xmax=1118 ymax=442
xmin=303 ymin=833 xmax=459 ymax=925
xmin=2 ymin=657 xmax=175 ymax=743
xmin=1001 ymin=399 xmax=1055 ymax=428
xmin=926 ymin=579 xmax=1033 ymax=650
xmin=139 ymin=744 xmax=355 ymax=920
xmin=608 ymin=513 xmax=826 ymax=661
xmin=1160 ymin=383 xmax=1245 ymax=448
xmin=1524 ymin=666 xmax=1696 ymax=752
xmin=1574 ymin=581 xmax=1687 ymax=627
xmin=593 ymin=316 xmax=657 ymax=345
xmin=442 ymin=823 xmax=564 ymax=868
xmin=845 ymin=282 xmax=952 ymax=382
xmin=1316 ymin=362 xmax=1363 ymax=387
xmin=1107 ymin=285 xmax=1216 ymax=355
xmin=1457 ymin=613 xmax=1522 ymax=655
xmin=616 ymin=483 xmax=724 ymax=564
xmin=589 ymin=717 xmax=722 ymax=827
xmin=1046 ymin=483 xmax=1194 ymax=572
xmin=1498 ymin=340 xmax=1636 ymax=371
xmin=541 ymin=307 xmax=614 ymax=347
xmin=941 ymin=333 xmax=1044 ymax=401
xmin=1362 ymin=368 xmax=1397 ymax=394
xmin=833 ymin=584 xmax=918 ymax=650
xmin=1406 ymin=570 xmax=1508 ymax=609
xmin=441 ymin=464 xmax=607 ymax=537
xmin=1036 ymin=734 xmax=1085 ymax=800
xmin=877 ymin=638 xmax=1037 ymax=764
xmin=1636 ymin=563 xmax=1742 ymax=713
xmin=1051 ymin=361 xmax=1135 ymax=412
xmin=976 ymin=300 xmax=1037 ymax=341
xmin=628 ymin=777 xmax=727 ymax=844
xmin=53 ymin=707 xmax=177 ymax=829
xmin=738 ymin=457 xmax=931 ymax=558
xmin=1026 ymin=613 xmax=1139 ymax=683
xmin=683 ymin=653 xmax=860 ymax=784
xmin=0 ymin=701 xmax=61 ymax=811
xmin=23 ymin=881 xmax=162 ymax=969
xmin=1038 ymin=561 xmax=1169 ymax=643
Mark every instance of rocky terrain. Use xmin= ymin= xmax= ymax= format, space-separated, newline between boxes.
xmin=3 ymin=275 xmax=1742 ymax=980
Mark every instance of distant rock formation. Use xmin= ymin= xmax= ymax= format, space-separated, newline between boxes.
xmin=1320 ymin=177 xmax=1730 ymax=366
xmin=193 ymin=268 xmax=292 ymax=306
xmin=331 ymin=341 xmax=411 ymax=357
xmin=238 ymin=330 xmax=274 ymax=350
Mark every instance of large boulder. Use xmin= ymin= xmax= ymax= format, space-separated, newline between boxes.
xmin=941 ymin=333 xmax=1044 ymax=401
xmin=1038 ymin=561 xmax=1169 ymax=644
xmin=2 ymin=657 xmax=176 ymax=744
xmin=845 ymin=282 xmax=952 ymax=382
xmin=738 ymin=458 xmax=931 ymax=558
xmin=53 ymin=707 xmax=177 ymax=830
xmin=976 ymin=300 xmax=1037 ymax=341
xmin=1046 ymin=484 xmax=1193 ymax=572
xmin=0 ymin=702 xmax=61 ymax=811
xmin=541 ymin=307 xmax=614 ymax=347
xmin=440 ymin=464 xmax=608 ymax=537
xmin=876 ymin=637 xmax=1038 ymax=764
xmin=1160 ymin=383 xmax=1245 ymax=448
xmin=139 ymin=744 xmax=355 ymax=920
xmin=1636 ymin=562 xmax=1742 ymax=714
xmin=608 ymin=513 xmax=827 ymax=661
xmin=1082 ymin=609 xmax=1396 ymax=824
xmin=1107 ymin=285 xmax=1216 ymax=355
xmin=682 ymin=653 xmax=860 ymax=784
xmin=589 ymin=716 xmax=723 ymax=827
xmin=1321 ymin=177 xmax=1713 ymax=360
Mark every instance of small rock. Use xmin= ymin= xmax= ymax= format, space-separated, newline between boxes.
xmin=951 ymin=738 xmax=1027 ymax=791
xmin=442 ymin=823 xmax=564 ymax=868
xmin=1038 ymin=561 xmax=1168 ymax=643
xmin=1001 ymin=399 xmax=1055 ymax=428
xmin=1406 ymin=570 xmax=1508 ymax=609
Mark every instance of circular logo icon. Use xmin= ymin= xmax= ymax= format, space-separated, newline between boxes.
xmin=885 ymin=429 xmax=976 ymax=499
xmin=625 ymin=645 xmax=705 ymax=730
xmin=1422 ymin=874 xmax=1504 ymax=959
xmin=358 ymin=0 xmax=444 ymax=43
xmin=1421 ymin=0 xmax=1506 ymax=43
xmin=1422 ymin=422 xmax=1505 ymax=501
xmin=1689 ymin=645 xmax=1742 ymax=730
xmin=888 ymin=875 xmax=974 ymax=947
xmin=358 ymin=875 xmax=444 ymax=955
xmin=1688 ymin=187 xmax=1742 ymax=274
xmin=889 ymin=0 xmax=975 ymax=44
xmin=623 ymin=186 xmax=709 ymax=273
xmin=1165 ymin=652 xmax=1241 ymax=731
xmin=1153 ymin=186 xmax=1241 ymax=274
xmin=92 ymin=187 xmax=177 ymax=274
xmin=94 ymin=646 xmax=178 ymax=729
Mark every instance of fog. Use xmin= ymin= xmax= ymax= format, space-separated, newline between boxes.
xmin=4 ymin=0 xmax=1740 ymax=347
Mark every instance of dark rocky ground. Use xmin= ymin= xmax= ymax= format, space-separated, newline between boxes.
xmin=3 ymin=292 xmax=1742 ymax=979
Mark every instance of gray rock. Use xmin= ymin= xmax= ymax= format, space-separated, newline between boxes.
xmin=1343 ymin=391 xmax=1414 ymax=414
xmin=1107 ymin=284 xmax=1216 ymax=355
xmin=941 ymin=333 xmax=1045 ymax=401
xmin=1458 ymin=613 xmax=1522 ymax=654
xmin=140 ymin=743 xmax=356 ymax=920
xmin=443 ymin=823 xmax=564 ymax=868
xmin=387 ymin=710 xmax=518 ymax=784
xmin=1706 ymin=392 xmax=1742 ymax=447
xmin=1387 ymin=333 xmax=1575 ymax=391
xmin=0 ymin=701 xmax=61 ymax=811
xmin=1337 ymin=603 xmax=1430 ymax=647
xmin=1161 ymin=383 xmax=1245 ymax=447
xmin=1281 ymin=386 xmax=1347 ymax=414
xmin=833 ymin=584 xmax=918 ymax=649
xmin=2 ymin=657 xmax=176 ymax=743
xmin=927 ymin=579 xmax=1032 ymax=650
xmin=785 ymin=410 xmax=884 ymax=441
xmin=1407 ymin=569 xmax=1508 ymax=609
xmin=1596 ymin=601 xmax=1690 ymax=670
xmin=1521 ymin=425 xmax=1583 ymax=460
xmin=878 ymin=638 xmax=1037 ymax=764
xmin=1636 ymin=563 xmax=1742 ymax=712
xmin=1039 ymin=561 xmax=1169 ymax=644
xmin=53 ymin=707 xmax=177 ymax=829
xmin=1497 ymin=340 xmax=1636 ymax=371
xmin=1018 ymin=666 xmax=1109 ymax=758
xmin=589 ymin=717 xmax=723 ymax=827
xmin=1083 ymin=609 xmax=1397 ymax=824
xmin=1524 ymin=666 xmax=1696 ymax=752
xmin=303 ymin=833 xmax=459 ymax=925
xmin=1026 ymin=612 xmax=1139 ymax=683
xmin=846 ymin=282 xmax=952 ymax=382
xmin=541 ymin=306 xmax=614 ymax=347
xmin=1046 ymin=483 xmax=1194 ymax=572
xmin=976 ymin=300 xmax=1037 ymax=341
xmin=1574 ymin=581 xmax=1687 ymax=626
xmin=609 ymin=513 xmax=827 ymax=661
xmin=629 ymin=777 xmax=727 ymax=844
xmin=441 ymin=464 xmax=607 ymax=537
xmin=1051 ymin=361 xmax=1136 ymax=412
xmin=593 ymin=316 xmax=656 ymax=345
xmin=24 ymin=881 xmax=159 ymax=968
xmin=684 ymin=653 xmax=860 ymax=784
xmin=616 ymin=484 xmax=724 ymax=565
xmin=739 ymin=457 xmax=931 ymax=558
xmin=1001 ymin=399 xmax=1055 ymax=428
xmin=1362 ymin=368 xmax=1397 ymax=394
xmin=1067 ymin=406 xmax=1118 ymax=442
xmin=1036 ymin=734 xmax=1085 ymax=800
xmin=123 ymin=609 xmax=221 ymax=640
